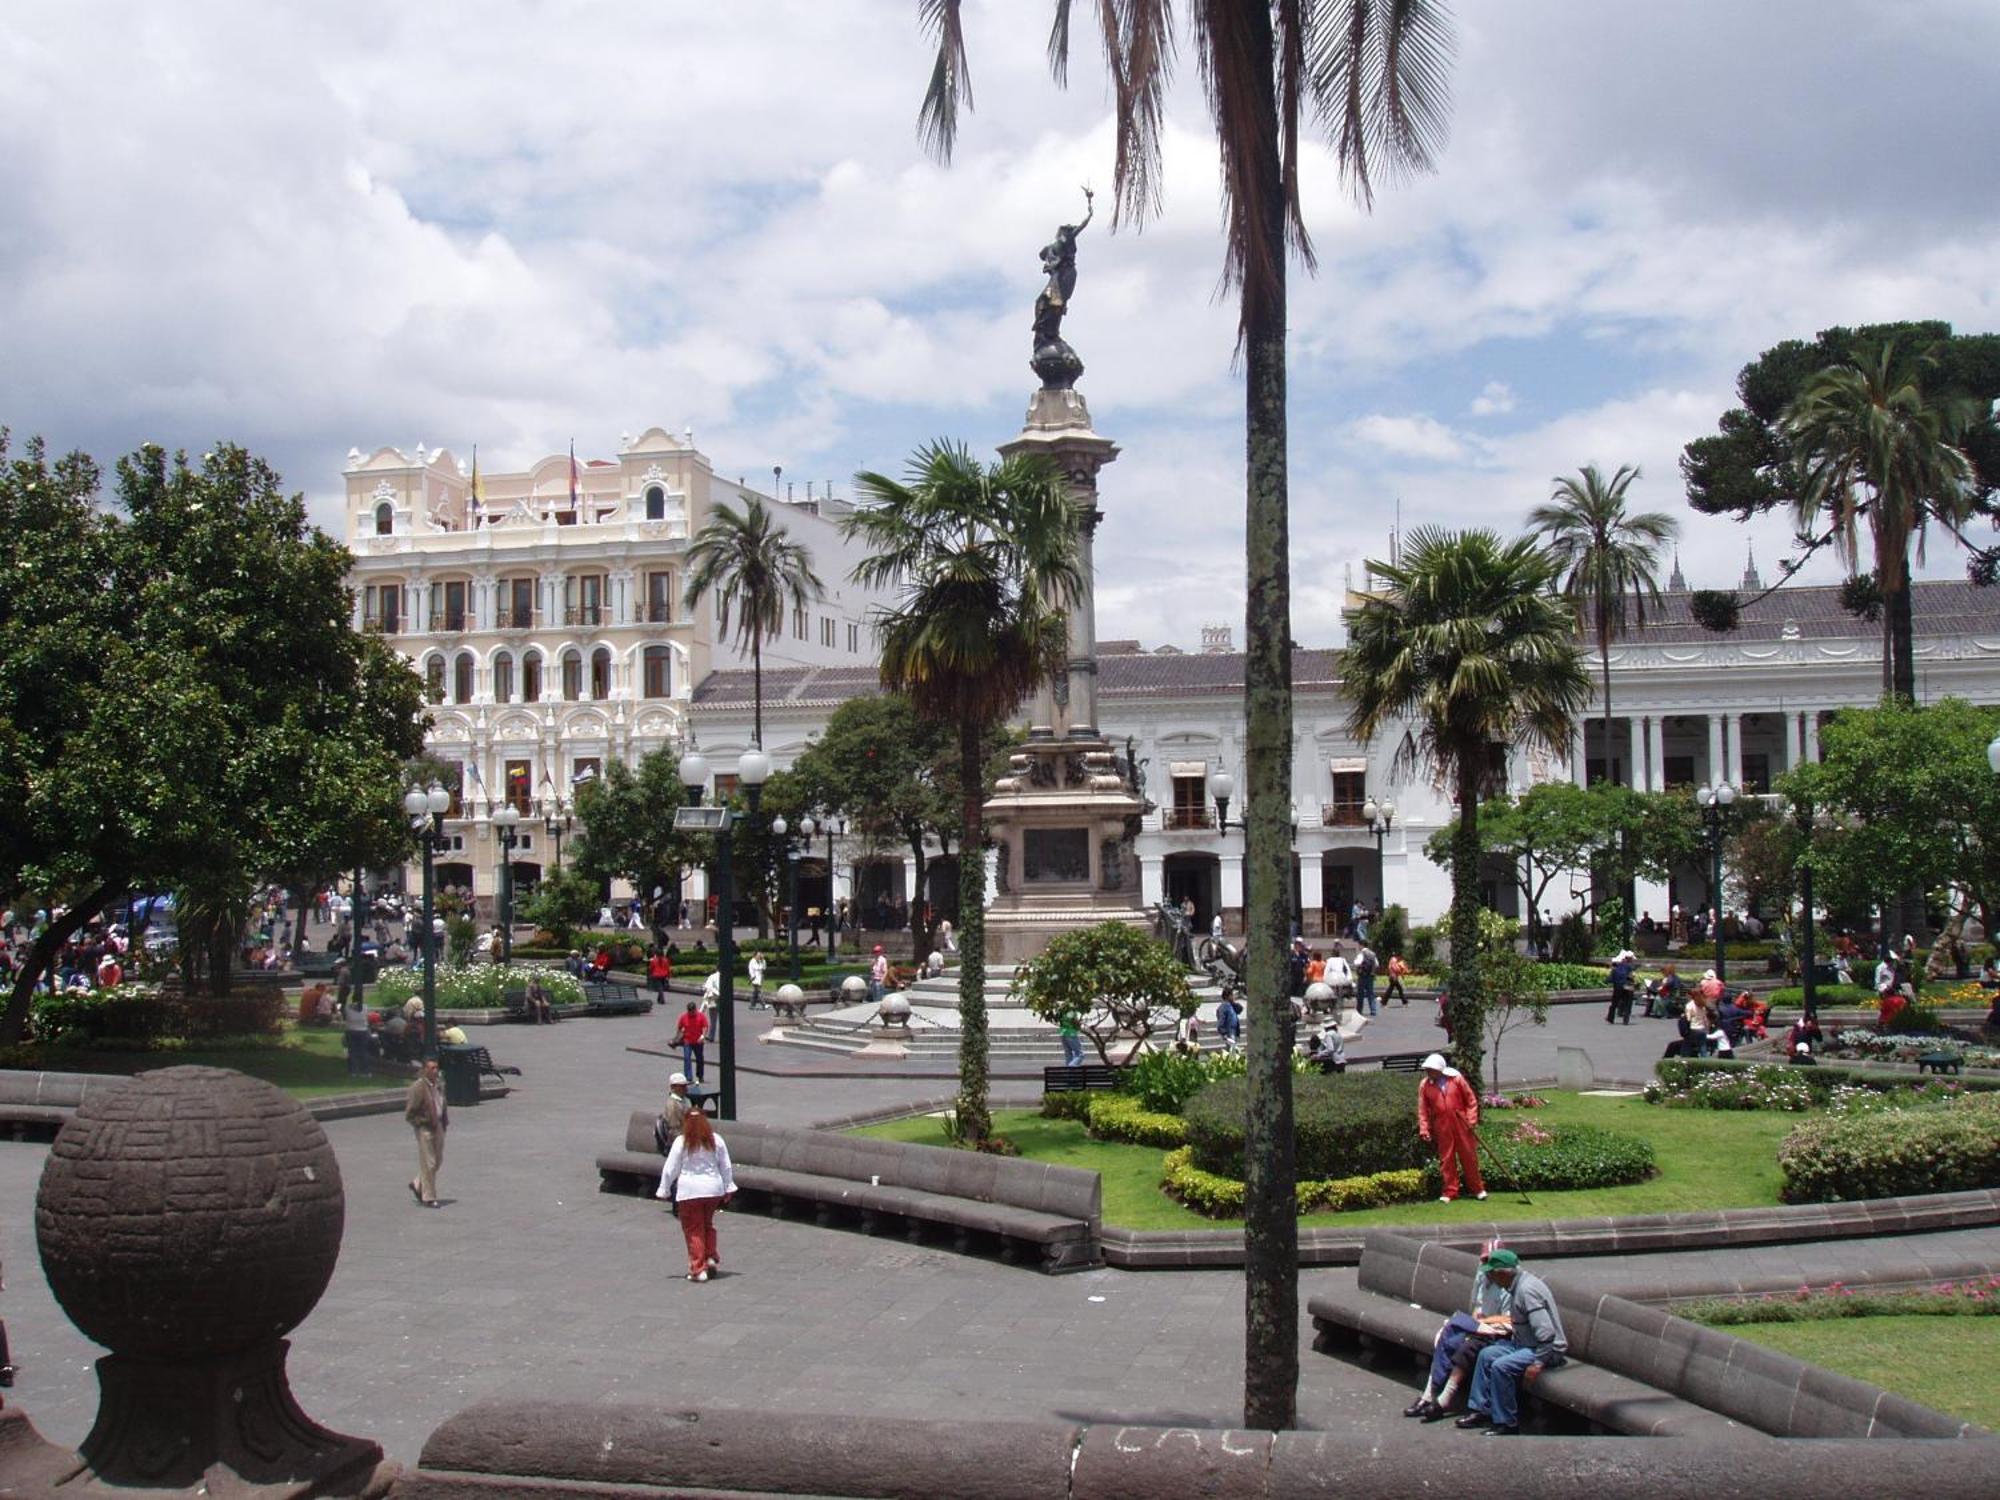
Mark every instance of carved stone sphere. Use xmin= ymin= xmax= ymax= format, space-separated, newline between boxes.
xmin=35 ymin=1065 xmax=345 ymax=1361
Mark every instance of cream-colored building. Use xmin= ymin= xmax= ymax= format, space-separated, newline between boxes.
xmin=343 ymin=426 xmax=886 ymax=907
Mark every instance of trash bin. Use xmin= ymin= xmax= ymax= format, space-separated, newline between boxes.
xmin=437 ymin=1044 xmax=482 ymax=1107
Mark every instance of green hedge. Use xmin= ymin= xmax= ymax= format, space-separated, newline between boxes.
xmin=1778 ymin=1094 xmax=2000 ymax=1204
xmin=1086 ymin=1093 xmax=1188 ymax=1148
xmin=1765 ymin=985 xmax=1879 ymax=1009
xmin=1040 ymin=1090 xmax=1095 ymax=1123
xmin=1185 ymin=1071 xmax=1425 ymax=1181
xmin=30 ymin=985 xmax=286 ymax=1046
xmin=1435 ymin=1122 xmax=1654 ymax=1194
xmin=1649 ymin=1058 xmax=2000 ymax=1109
xmin=1161 ymin=1146 xmax=1426 ymax=1218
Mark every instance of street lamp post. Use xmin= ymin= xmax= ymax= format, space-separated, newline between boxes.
xmin=1695 ymin=780 xmax=1738 ymax=983
xmin=1208 ymin=768 xmax=1242 ymax=933
xmin=677 ymin=748 xmax=769 ymax=1121
xmin=492 ymin=803 xmax=520 ymax=966
xmin=775 ymin=815 xmax=814 ymax=983
xmin=1362 ymin=796 xmax=1396 ymax=935
xmin=822 ymin=815 xmax=845 ymax=962
xmin=541 ymin=796 xmax=572 ymax=869
xmin=402 ymin=782 xmax=452 ymax=1057
xmin=1787 ymin=798 xmax=1831 ymax=1023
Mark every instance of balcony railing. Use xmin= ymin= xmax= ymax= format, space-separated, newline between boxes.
xmin=437 ymin=610 xmax=468 ymax=633
xmin=564 ymin=606 xmax=605 ymax=627
xmin=644 ymin=602 xmax=673 ymax=624
xmin=1164 ymin=808 xmax=1213 ymax=831
xmin=496 ymin=607 xmax=535 ymax=629
xmin=361 ymin=613 xmax=402 ymax=634
xmin=1321 ymin=804 xmax=1369 ymax=828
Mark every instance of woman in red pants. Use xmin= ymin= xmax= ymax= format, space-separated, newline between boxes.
xmin=1418 ymin=1052 xmax=1486 ymax=1203
xmin=656 ymin=1109 xmax=736 ymax=1281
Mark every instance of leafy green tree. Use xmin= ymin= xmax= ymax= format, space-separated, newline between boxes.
xmin=1424 ymin=781 xmax=1603 ymax=947
xmin=1011 ymin=920 xmax=1195 ymax=1065
xmin=1473 ymin=911 xmax=1549 ymax=1097
xmin=1528 ymin=464 xmax=1677 ymax=783
xmin=1342 ymin=528 xmax=1590 ymax=1088
xmin=1681 ymin=321 xmax=2000 ymax=687
xmin=844 ymin=440 xmax=1084 ymax=1147
xmin=682 ymin=496 xmax=825 ymax=747
xmin=571 ymin=750 xmax=705 ymax=928
xmin=0 ymin=439 xmax=425 ymax=1034
xmin=914 ymin=0 xmax=1456 ymax=1432
xmin=1783 ymin=341 xmax=1979 ymax=703
xmin=522 ymin=864 xmax=601 ymax=949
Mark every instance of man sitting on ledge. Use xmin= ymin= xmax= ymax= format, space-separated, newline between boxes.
xmin=1455 ymin=1249 xmax=1567 ymax=1437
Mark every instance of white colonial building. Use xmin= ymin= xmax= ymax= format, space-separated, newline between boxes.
xmin=688 ymin=576 xmax=2000 ymax=934
xmin=343 ymin=427 xmax=890 ymax=906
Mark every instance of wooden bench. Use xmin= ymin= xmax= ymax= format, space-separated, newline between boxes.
xmin=1042 ymin=1064 xmax=1124 ymax=1093
xmin=585 ymin=976 xmax=652 ymax=1015
xmin=464 ymin=1046 xmax=521 ymax=1084
xmin=597 ymin=1112 xmax=1102 ymax=1274
xmin=1375 ymin=1052 xmax=1431 ymax=1073
xmin=1918 ymin=1051 xmax=1963 ymax=1076
xmin=502 ymin=984 xmax=532 ymax=1022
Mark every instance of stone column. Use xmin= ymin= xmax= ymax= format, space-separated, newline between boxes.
xmin=1725 ymin=711 xmax=1745 ymax=790
xmin=1627 ymin=716 xmax=1644 ymax=789
xmin=1140 ymin=853 xmax=1164 ymax=908
xmin=1707 ymin=715 xmax=1725 ymax=787
xmin=1219 ymin=853 xmax=1245 ymax=934
xmin=1804 ymin=712 xmax=1822 ymax=763
xmin=1647 ymin=715 xmax=1667 ymax=793
xmin=1298 ymin=855 xmax=1325 ymax=938
xmin=1570 ymin=724 xmax=1588 ymax=786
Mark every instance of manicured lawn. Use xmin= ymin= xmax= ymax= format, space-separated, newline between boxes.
xmin=856 ymin=1092 xmax=1798 ymax=1231
xmin=4 ymin=1025 xmax=403 ymax=1100
xmin=1722 ymin=1317 xmax=1999 ymax=1431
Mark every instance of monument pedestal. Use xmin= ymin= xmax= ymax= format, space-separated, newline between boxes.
xmin=983 ymin=388 xmax=1151 ymax=963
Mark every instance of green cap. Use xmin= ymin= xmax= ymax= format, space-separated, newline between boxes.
xmin=1482 ymin=1248 xmax=1520 ymax=1270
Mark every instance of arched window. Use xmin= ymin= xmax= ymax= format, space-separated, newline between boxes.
xmin=375 ymin=501 xmax=394 ymax=536
xmin=424 ymin=654 xmax=445 ymax=704
xmin=644 ymin=485 xmax=665 ymax=521
xmin=560 ymin=649 xmax=582 ymax=703
xmin=453 ymin=652 xmax=475 ymax=704
xmin=492 ymin=652 xmax=514 ymax=704
xmin=590 ymin=646 xmax=612 ymax=701
xmin=522 ymin=650 xmax=543 ymax=704
xmin=642 ymin=645 xmax=672 ymax=699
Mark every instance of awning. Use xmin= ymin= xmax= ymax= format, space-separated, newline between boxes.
xmin=1330 ymin=756 xmax=1368 ymax=774
xmin=1168 ymin=760 xmax=1209 ymax=778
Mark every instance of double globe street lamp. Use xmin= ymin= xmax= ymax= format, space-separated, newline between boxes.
xmin=1695 ymin=780 xmax=1738 ymax=982
xmin=675 ymin=746 xmax=770 ymax=1120
xmin=402 ymin=782 xmax=453 ymax=1057
xmin=1205 ymin=769 xmax=1302 ymax=938
xmin=1363 ymin=797 xmax=1396 ymax=937
xmin=770 ymin=814 xmax=818 ymax=983
xmin=491 ymin=803 xmax=521 ymax=967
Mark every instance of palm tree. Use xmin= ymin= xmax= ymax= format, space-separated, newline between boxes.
xmin=1782 ymin=339 xmax=1977 ymax=704
xmin=1342 ymin=527 xmax=1591 ymax=1085
xmin=915 ymin=2 xmax=1454 ymax=1430
xmin=843 ymin=440 xmax=1083 ymax=1147
xmin=1527 ymin=464 xmax=1678 ymax=786
xmin=682 ymin=496 xmax=825 ymax=747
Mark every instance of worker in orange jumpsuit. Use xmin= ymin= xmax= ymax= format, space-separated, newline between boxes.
xmin=1418 ymin=1052 xmax=1487 ymax=1203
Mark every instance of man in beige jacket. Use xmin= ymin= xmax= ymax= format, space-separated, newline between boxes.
xmin=405 ymin=1057 xmax=448 ymax=1207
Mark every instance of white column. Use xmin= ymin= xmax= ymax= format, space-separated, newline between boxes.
xmin=1298 ymin=856 xmax=1326 ymax=937
xmin=1139 ymin=854 xmax=1165 ymax=908
xmin=1725 ymin=711 xmax=1745 ymax=790
xmin=1804 ymin=712 xmax=1822 ymax=763
xmin=1647 ymin=716 xmax=1667 ymax=793
xmin=1627 ymin=716 xmax=1644 ymax=789
xmin=1707 ymin=715 xmax=1724 ymax=786
xmin=1219 ymin=854 xmax=1245 ymax=931
xmin=1570 ymin=723 xmax=1588 ymax=786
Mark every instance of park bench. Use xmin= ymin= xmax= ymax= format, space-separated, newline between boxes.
xmin=1308 ymin=1230 xmax=1976 ymax=1440
xmin=585 ymin=975 xmax=652 ymax=1016
xmin=1042 ymin=1064 xmax=1124 ymax=1093
xmin=1374 ymin=1052 xmax=1431 ymax=1073
xmin=597 ymin=1112 xmax=1102 ymax=1274
xmin=465 ymin=1046 xmax=522 ymax=1084
xmin=1918 ymin=1051 xmax=1963 ymax=1076
xmin=501 ymin=983 xmax=532 ymax=1022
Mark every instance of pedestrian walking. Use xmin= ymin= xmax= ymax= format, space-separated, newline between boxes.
xmin=1384 ymin=953 xmax=1409 ymax=1005
xmin=675 ymin=998 xmax=709 ymax=1083
xmin=868 ymin=945 xmax=889 ymax=1005
xmin=1058 ymin=1007 xmax=1086 ymax=1067
xmin=656 ymin=1109 xmax=736 ymax=1281
xmin=747 ymin=950 xmax=767 ymax=1009
xmin=341 ymin=991 xmax=372 ymax=1077
xmin=404 ymin=1058 xmax=447 ymax=1207
xmin=1417 ymin=1053 xmax=1486 ymax=1204
xmin=647 ymin=946 xmax=672 ymax=1006
xmin=1355 ymin=943 xmax=1380 ymax=1016
xmin=1605 ymin=949 xmax=1636 ymax=1025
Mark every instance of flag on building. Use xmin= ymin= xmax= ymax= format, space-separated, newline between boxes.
xmin=568 ymin=439 xmax=580 ymax=515
xmin=468 ymin=444 xmax=482 ymax=526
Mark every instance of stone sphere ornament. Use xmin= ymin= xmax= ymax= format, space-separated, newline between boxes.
xmin=840 ymin=974 xmax=868 ymax=1003
xmin=33 ymin=1066 xmax=390 ymax=1496
xmin=878 ymin=992 xmax=913 ymax=1027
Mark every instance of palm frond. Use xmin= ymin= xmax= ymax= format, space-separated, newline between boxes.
xmin=917 ymin=0 xmax=972 ymax=162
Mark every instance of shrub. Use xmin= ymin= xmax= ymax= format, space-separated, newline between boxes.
xmin=1433 ymin=1122 xmax=1654 ymax=1193
xmin=1184 ymin=1071 xmax=1425 ymax=1180
xmin=1040 ymin=1090 xmax=1094 ymax=1123
xmin=1778 ymin=1094 xmax=2000 ymax=1203
xmin=1374 ymin=905 xmax=1408 ymax=962
xmin=1766 ymin=984 xmax=1878 ymax=1009
xmin=1011 ymin=921 xmax=1197 ymax=1063
xmin=1527 ymin=961 xmax=1611 ymax=991
xmin=30 ymin=984 xmax=286 ymax=1046
xmin=1161 ymin=1146 xmax=1428 ymax=1218
xmin=1086 ymin=1093 xmax=1188 ymax=1147
xmin=1552 ymin=912 xmax=1593 ymax=964
xmin=1125 ymin=1048 xmax=1241 ymax=1115
xmin=1406 ymin=924 xmax=1439 ymax=972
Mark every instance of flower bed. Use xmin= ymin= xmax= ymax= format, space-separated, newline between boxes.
xmin=1646 ymin=1058 xmax=2000 ymax=1110
xmin=370 ymin=963 xmax=585 ymax=1010
xmin=1685 ymin=1279 xmax=2000 ymax=1325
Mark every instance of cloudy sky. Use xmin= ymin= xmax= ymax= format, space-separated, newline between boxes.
xmin=5 ymin=1 xmax=1998 ymax=648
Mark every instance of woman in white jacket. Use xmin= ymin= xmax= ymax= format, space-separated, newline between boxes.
xmin=657 ymin=1109 xmax=736 ymax=1281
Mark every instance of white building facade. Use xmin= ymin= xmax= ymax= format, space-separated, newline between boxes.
xmin=689 ymin=579 xmax=2000 ymax=934
xmin=343 ymin=427 xmax=889 ymax=907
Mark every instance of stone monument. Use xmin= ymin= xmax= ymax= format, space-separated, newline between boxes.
xmin=984 ymin=192 xmax=1152 ymax=964
xmin=30 ymin=1066 xmax=393 ymax=1497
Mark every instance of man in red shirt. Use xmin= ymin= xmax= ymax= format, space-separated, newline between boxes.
xmin=674 ymin=999 xmax=708 ymax=1083
xmin=1418 ymin=1052 xmax=1486 ymax=1204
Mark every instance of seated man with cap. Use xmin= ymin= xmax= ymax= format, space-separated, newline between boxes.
xmin=1406 ymin=1238 xmax=1513 ymax=1421
xmin=1457 ymin=1248 xmax=1568 ymax=1436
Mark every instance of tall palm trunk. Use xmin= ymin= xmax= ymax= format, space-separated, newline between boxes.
xmin=1239 ymin=16 xmax=1298 ymax=1432
xmin=1598 ymin=611 xmax=1614 ymax=785
xmin=1447 ymin=759 xmax=1485 ymax=1091
xmin=1886 ymin=553 xmax=1915 ymax=704
xmin=954 ymin=717 xmax=990 ymax=1143
xmin=752 ymin=619 xmax=765 ymax=747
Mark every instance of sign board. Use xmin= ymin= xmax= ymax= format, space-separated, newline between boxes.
xmin=672 ymin=806 xmax=731 ymax=833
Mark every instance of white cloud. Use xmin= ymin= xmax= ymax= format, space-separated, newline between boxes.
xmin=1345 ymin=414 xmax=1481 ymax=464
xmin=1469 ymin=381 xmax=1516 ymax=417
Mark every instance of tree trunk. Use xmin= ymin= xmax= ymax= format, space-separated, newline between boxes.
xmin=1599 ymin=614 xmax=1614 ymax=786
xmin=1447 ymin=758 xmax=1486 ymax=1091
xmin=1238 ymin=27 xmax=1299 ymax=1430
xmin=1886 ymin=551 xmax=1915 ymax=704
xmin=954 ymin=716 xmax=990 ymax=1144
xmin=908 ymin=838 xmax=931 ymax=964
xmin=0 ymin=883 xmax=122 ymax=1044
xmin=1925 ymin=889 xmax=1972 ymax=982
xmin=752 ymin=625 xmax=764 ymax=748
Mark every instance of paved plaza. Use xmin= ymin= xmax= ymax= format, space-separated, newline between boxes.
xmin=1 ymin=987 xmax=1988 ymax=1465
